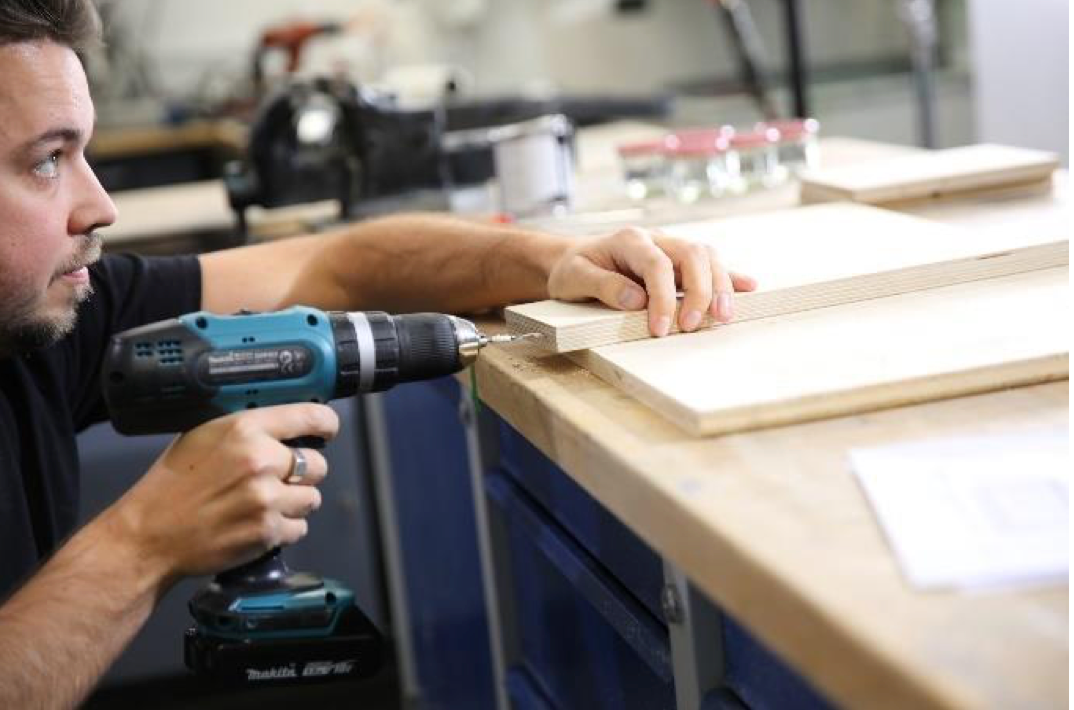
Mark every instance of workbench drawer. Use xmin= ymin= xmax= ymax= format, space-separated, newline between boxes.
xmin=506 ymin=667 xmax=556 ymax=710
xmin=719 ymin=615 xmax=834 ymax=710
xmin=492 ymin=417 xmax=667 ymax=623
xmin=486 ymin=470 xmax=677 ymax=710
xmin=379 ymin=378 xmax=496 ymax=708
xmin=486 ymin=418 xmax=835 ymax=710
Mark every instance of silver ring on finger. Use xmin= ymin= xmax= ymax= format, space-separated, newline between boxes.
xmin=287 ymin=447 xmax=308 ymax=484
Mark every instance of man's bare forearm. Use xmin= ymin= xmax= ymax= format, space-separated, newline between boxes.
xmin=0 ymin=509 xmax=169 ymax=710
xmin=321 ymin=214 xmax=570 ymax=313
xmin=200 ymin=213 xmax=573 ymax=315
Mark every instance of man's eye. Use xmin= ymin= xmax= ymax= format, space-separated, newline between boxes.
xmin=33 ymin=151 xmax=62 ymax=179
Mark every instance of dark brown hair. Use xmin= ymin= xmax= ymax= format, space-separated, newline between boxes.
xmin=0 ymin=0 xmax=102 ymax=53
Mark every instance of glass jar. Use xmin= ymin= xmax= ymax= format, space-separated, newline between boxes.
xmin=673 ymin=126 xmax=744 ymax=195
xmin=732 ymin=127 xmax=787 ymax=189
xmin=760 ymin=118 xmax=820 ymax=174
xmin=671 ymin=125 xmax=736 ymax=146
xmin=663 ymin=132 xmax=738 ymax=203
xmin=617 ymin=139 xmax=667 ymax=200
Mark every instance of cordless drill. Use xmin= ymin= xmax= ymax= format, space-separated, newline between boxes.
xmin=101 ymin=306 xmax=532 ymax=684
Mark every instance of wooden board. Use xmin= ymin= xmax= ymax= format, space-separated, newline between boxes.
xmin=506 ymin=202 xmax=1068 ymax=352
xmin=569 ymin=267 xmax=1069 ymax=436
xmin=799 ymin=143 xmax=1058 ymax=206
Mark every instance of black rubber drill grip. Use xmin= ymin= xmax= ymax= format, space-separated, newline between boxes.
xmin=393 ymin=314 xmax=461 ymax=383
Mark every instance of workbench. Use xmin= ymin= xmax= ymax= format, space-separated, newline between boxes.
xmin=462 ymin=331 xmax=1066 ymax=710
xmin=100 ymin=130 xmax=1068 ymax=709
xmin=373 ymin=138 xmax=1068 ymax=709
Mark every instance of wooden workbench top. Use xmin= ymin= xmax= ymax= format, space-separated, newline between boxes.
xmin=473 ymin=331 xmax=1067 ymax=710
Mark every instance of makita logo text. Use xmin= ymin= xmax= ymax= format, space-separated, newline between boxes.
xmin=244 ymin=660 xmax=357 ymax=681
xmin=246 ymin=665 xmax=298 ymax=681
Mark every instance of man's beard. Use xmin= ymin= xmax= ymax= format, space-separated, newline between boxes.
xmin=0 ymin=234 xmax=102 ymax=356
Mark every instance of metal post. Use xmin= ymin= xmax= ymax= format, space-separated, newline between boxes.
xmin=716 ymin=0 xmax=779 ymax=119
xmin=363 ymin=394 xmax=421 ymax=700
xmin=663 ymin=560 xmax=726 ymax=709
xmin=898 ymin=0 xmax=939 ymax=148
xmin=782 ymin=0 xmax=810 ymax=118
xmin=460 ymin=393 xmax=516 ymax=710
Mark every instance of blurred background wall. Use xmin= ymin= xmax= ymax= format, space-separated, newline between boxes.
xmin=91 ymin=0 xmax=1009 ymax=154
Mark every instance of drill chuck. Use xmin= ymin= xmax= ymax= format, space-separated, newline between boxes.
xmin=339 ymin=312 xmax=478 ymax=395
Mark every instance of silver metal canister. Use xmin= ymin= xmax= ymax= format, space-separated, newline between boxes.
xmin=487 ymin=114 xmax=575 ymax=218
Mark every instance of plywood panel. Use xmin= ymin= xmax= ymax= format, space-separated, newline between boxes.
xmin=569 ymin=268 xmax=1069 ymax=436
xmin=506 ymin=202 xmax=1068 ymax=352
xmin=799 ymin=143 xmax=1058 ymax=206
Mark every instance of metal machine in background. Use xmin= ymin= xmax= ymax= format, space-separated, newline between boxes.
xmin=222 ymin=77 xmax=670 ymax=238
xmin=223 ymin=78 xmax=447 ymax=237
xmin=252 ymin=20 xmax=346 ymax=97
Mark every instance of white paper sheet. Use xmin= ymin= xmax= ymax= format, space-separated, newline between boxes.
xmin=850 ymin=427 xmax=1069 ymax=591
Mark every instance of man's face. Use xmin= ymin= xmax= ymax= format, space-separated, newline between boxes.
xmin=0 ymin=40 xmax=116 ymax=355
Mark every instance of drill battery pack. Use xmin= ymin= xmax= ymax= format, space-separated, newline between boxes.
xmin=184 ymin=603 xmax=383 ymax=685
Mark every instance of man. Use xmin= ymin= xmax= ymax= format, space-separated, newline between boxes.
xmin=0 ymin=1 xmax=754 ymax=706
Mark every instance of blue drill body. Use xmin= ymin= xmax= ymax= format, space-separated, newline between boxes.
xmin=103 ymin=305 xmax=482 ymax=437
xmin=102 ymin=305 xmax=489 ymax=684
xmin=177 ymin=306 xmax=340 ymax=414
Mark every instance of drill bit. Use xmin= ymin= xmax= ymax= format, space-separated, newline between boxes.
xmin=485 ymin=332 xmax=543 ymax=344
xmin=456 ymin=321 xmax=543 ymax=364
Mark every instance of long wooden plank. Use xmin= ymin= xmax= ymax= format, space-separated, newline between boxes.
xmin=506 ymin=203 xmax=1068 ymax=352
xmin=569 ymin=268 xmax=1069 ymax=436
xmin=799 ymin=143 xmax=1057 ymax=206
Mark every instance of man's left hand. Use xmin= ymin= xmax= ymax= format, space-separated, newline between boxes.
xmin=547 ymin=228 xmax=757 ymax=337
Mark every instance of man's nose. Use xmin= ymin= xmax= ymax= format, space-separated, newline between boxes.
xmin=68 ymin=154 xmax=117 ymax=237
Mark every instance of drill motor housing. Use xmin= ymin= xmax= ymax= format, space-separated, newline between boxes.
xmin=103 ymin=306 xmax=469 ymax=435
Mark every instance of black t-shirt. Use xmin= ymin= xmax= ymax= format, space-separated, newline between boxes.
xmin=0 ymin=254 xmax=201 ymax=601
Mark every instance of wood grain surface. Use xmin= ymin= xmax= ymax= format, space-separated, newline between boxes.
xmin=507 ymin=202 xmax=1067 ymax=352
xmin=570 ymin=267 xmax=1068 ymax=436
xmin=799 ymin=143 xmax=1058 ymax=206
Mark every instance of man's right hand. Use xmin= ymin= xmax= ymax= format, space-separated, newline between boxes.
xmin=105 ymin=403 xmax=339 ymax=585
